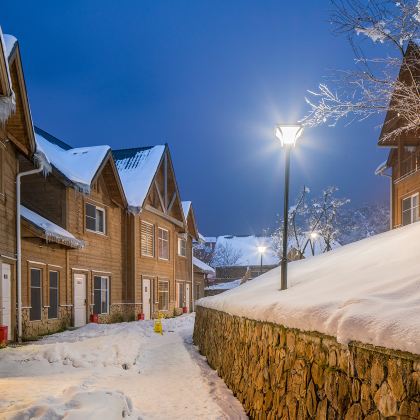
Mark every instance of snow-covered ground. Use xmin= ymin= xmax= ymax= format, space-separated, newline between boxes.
xmin=205 ymin=279 xmax=242 ymax=291
xmin=198 ymin=223 xmax=420 ymax=355
xmin=0 ymin=315 xmax=246 ymax=419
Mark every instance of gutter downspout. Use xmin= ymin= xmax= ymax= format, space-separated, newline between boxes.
xmin=16 ymin=165 xmax=44 ymax=342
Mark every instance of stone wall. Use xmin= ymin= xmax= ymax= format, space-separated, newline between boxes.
xmin=193 ymin=307 xmax=420 ymax=419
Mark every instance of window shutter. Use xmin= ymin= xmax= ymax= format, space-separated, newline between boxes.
xmin=141 ymin=222 xmax=154 ymax=256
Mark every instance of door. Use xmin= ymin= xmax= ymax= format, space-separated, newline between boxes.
xmin=73 ymin=274 xmax=87 ymax=327
xmin=0 ymin=264 xmax=12 ymax=340
xmin=142 ymin=278 xmax=151 ymax=320
xmin=185 ymin=283 xmax=190 ymax=313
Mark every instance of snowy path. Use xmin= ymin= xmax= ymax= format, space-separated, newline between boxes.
xmin=0 ymin=315 xmax=246 ymax=419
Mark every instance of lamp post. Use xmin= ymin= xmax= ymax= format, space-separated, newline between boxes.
xmin=257 ymin=246 xmax=266 ymax=276
xmin=309 ymin=231 xmax=318 ymax=256
xmin=275 ymin=124 xmax=303 ymax=290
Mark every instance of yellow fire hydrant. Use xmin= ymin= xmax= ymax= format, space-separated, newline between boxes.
xmin=153 ymin=312 xmax=164 ymax=335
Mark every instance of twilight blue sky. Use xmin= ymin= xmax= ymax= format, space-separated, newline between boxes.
xmin=3 ymin=0 xmax=389 ymax=235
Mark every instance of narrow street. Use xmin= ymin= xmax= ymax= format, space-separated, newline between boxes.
xmin=0 ymin=315 xmax=246 ymax=419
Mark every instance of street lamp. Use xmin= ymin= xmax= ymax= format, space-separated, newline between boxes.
xmin=257 ymin=246 xmax=266 ymax=276
xmin=309 ymin=231 xmax=318 ymax=256
xmin=275 ymin=124 xmax=303 ymax=290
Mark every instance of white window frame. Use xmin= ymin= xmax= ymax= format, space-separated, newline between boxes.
xmin=177 ymin=237 xmax=187 ymax=257
xmin=93 ymin=275 xmax=109 ymax=314
xmin=48 ymin=270 xmax=59 ymax=320
xmin=85 ymin=203 xmax=106 ymax=234
xmin=141 ymin=221 xmax=155 ymax=257
xmin=402 ymin=193 xmax=419 ymax=226
xmin=158 ymin=227 xmax=169 ymax=260
xmin=158 ymin=279 xmax=169 ymax=311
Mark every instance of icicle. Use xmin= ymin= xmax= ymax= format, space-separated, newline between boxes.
xmin=0 ymin=92 xmax=15 ymax=125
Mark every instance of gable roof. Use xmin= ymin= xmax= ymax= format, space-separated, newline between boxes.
xmin=193 ymin=256 xmax=215 ymax=275
xmin=181 ymin=200 xmax=199 ymax=240
xmin=181 ymin=201 xmax=191 ymax=219
xmin=21 ymin=205 xmax=84 ymax=249
xmin=34 ymin=127 xmax=111 ymax=193
xmin=113 ymin=145 xmax=166 ymax=212
xmin=378 ymin=41 xmax=420 ymax=146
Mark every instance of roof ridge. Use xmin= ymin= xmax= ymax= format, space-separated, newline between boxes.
xmin=34 ymin=126 xmax=73 ymax=150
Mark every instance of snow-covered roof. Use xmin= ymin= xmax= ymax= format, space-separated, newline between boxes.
xmin=34 ymin=127 xmax=110 ymax=193
xmin=205 ymin=279 xmax=241 ymax=291
xmin=213 ymin=235 xmax=279 ymax=267
xmin=3 ymin=34 xmax=17 ymax=59
xmin=21 ymin=205 xmax=84 ymax=249
xmin=0 ymin=28 xmax=15 ymax=124
xmin=113 ymin=146 xmax=165 ymax=212
xmin=204 ymin=237 xmax=217 ymax=243
xmin=193 ymin=256 xmax=215 ymax=274
xmin=198 ymin=223 xmax=420 ymax=355
xmin=181 ymin=201 xmax=191 ymax=219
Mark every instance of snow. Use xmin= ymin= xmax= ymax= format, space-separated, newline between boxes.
xmin=0 ymin=28 xmax=15 ymax=124
xmin=355 ymin=21 xmax=390 ymax=43
xmin=0 ymin=315 xmax=246 ymax=419
xmin=205 ymin=279 xmax=242 ymax=291
xmin=181 ymin=200 xmax=191 ymax=219
xmin=35 ymin=132 xmax=110 ymax=193
xmin=114 ymin=145 xmax=165 ymax=212
xmin=213 ymin=235 xmax=279 ymax=267
xmin=193 ymin=256 xmax=215 ymax=274
xmin=21 ymin=205 xmax=85 ymax=249
xmin=374 ymin=160 xmax=388 ymax=176
xmin=198 ymin=223 xmax=420 ymax=355
xmin=3 ymin=34 xmax=17 ymax=58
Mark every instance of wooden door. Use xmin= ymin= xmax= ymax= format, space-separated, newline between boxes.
xmin=142 ymin=278 xmax=151 ymax=320
xmin=73 ymin=273 xmax=87 ymax=327
xmin=0 ymin=264 xmax=11 ymax=339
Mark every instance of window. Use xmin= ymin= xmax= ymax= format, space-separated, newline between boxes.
xmin=93 ymin=276 xmax=109 ymax=314
xmin=48 ymin=271 xmax=59 ymax=319
xmin=30 ymin=268 xmax=42 ymax=321
xmin=158 ymin=228 xmax=169 ymax=260
xmin=178 ymin=237 xmax=186 ymax=257
xmin=141 ymin=221 xmax=154 ymax=257
xmin=85 ymin=203 xmax=106 ymax=234
xmin=177 ymin=282 xmax=185 ymax=308
xmin=402 ymin=194 xmax=419 ymax=226
xmin=158 ymin=280 xmax=169 ymax=311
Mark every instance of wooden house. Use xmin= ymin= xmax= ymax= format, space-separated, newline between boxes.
xmin=114 ymin=145 xmax=197 ymax=319
xmin=0 ymin=30 xmax=46 ymax=341
xmin=193 ymin=256 xmax=215 ymax=301
xmin=19 ymin=127 xmax=128 ymax=337
xmin=377 ymin=41 xmax=420 ymax=228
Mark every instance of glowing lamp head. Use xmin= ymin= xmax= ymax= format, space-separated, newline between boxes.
xmin=257 ymin=246 xmax=266 ymax=254
xmin=275 ymin=124 xmax=303 ymax=148
xmin=310 ymin=232 xmax=318 ymax=240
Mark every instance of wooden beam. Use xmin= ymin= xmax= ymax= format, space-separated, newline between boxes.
xmin=167 ymin=192 xmax=177 ymax=214
xmin=144 ymin=204 xmax=185 ymax=228
xmin=154 ymin=180 xmax=166 ymax=214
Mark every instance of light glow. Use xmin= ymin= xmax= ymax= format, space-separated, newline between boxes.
xmin=310 ymin=232 xmax=318 ymax=240
xmin=275 ymin=124 xmax=303 ymax=147
xmin=257 ymin=246 xmax=267 ymax=254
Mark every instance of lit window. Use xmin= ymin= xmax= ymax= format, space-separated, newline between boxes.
xmin=402 ymin=194 xmax=419 ymax=226
xmin=93 ymin=276 xmax=109 ymax=314
xmin=85 ymin=203 xmax=106 ymax=234
xmin=158 ymin=228 xmax=169 ymax=260
xmin=48 ymin=271 xmax=59 ymax=319
xmin=30 ymin=268 xmax=42 ymax=321
xmin=141 ymin=221 xmax=154 ymax=257
xmin=158 ymin=280 xmax=169 ymax=311
xmin=178 ymin=237 xmax=187 ymax=257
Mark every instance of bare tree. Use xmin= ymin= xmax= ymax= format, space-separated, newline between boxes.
xmin=193 ymin=244 xmax=215 ymax=266
xmin=302 ymin=0 xmax=420 ymax=143
xmin=212 ymin=243 xmax=242 ymax=267
xmin=270 ymin=186 xmax=349 ymax=258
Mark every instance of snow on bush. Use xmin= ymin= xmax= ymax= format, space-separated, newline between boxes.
xmin=197 ymin=222 xmax=420 ymax=354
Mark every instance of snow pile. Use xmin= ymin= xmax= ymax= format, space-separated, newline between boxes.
xmin=35 ymin=131 xmax=110 ymax=193
xmin=193 ymin=256 xmax=215 ymax=274
xmin=114 ymin=145 xmax=165 ymax=212
xmin=4 ymin=388 xmax=135 ymax=420
xmin=21 ymin=205 xmax=84 ymax=249
xmin=198 ymin=223 xmax=420 ymax=354
xmin=0 ymin=315 xmax=246 ymax=419
xmin=205 ymin=279 xmax=242 ymax=291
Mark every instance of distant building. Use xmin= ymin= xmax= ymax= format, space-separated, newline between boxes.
xmin=193 ymin=257 xmax=215 ymax=301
